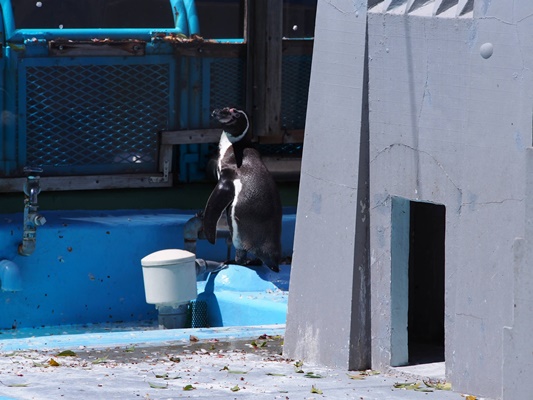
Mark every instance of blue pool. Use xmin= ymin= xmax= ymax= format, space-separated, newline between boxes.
xmin=0 ymin=209 xmax=295 ymax=337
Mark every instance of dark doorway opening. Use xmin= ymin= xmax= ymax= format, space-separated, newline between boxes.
xmin=408 ymin=201 xmax=445 ymax=365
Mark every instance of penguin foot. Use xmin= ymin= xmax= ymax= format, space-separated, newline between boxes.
xmin=243 ymin=258 xmax=263 ymax=267
xmin=266 ymin=264 xmax=280 ymax=273
xmin=222 ymin=258 xmax=263 ymax=267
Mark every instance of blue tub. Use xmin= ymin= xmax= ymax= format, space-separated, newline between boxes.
xmin=0 ymin=209 xmax=295 ymax=332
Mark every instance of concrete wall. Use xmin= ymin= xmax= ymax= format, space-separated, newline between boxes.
xmin=286 ymin=0 xmax=533 ymax=398
xmin=283 ymin=0 xmax=371 ymax=370
xmin=368 ymin=2 xmax=533 ymax=398
xmin=502 ymin=149 xmax=533 ymax=399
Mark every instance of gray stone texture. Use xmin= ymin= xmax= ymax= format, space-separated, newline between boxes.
xmin=285 ymin=1 xmax=533 ymax=399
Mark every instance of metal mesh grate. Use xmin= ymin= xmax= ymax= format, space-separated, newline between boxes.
xmin=205 ymin=143 xmax=303 ymax=159
xmin=209 ymin=58 xmax=245 ymax=111
xmin=189 ymin=299 xmax=209 ymax=328
xmin=180 ymin=54 xmax=308 ymax=182
xmin=205 ymin=55 xmax=307 ymax=161
xmin=281 ymin=54 xmax=312 ymax=130
xmin=258 ymin=143 xmax=303 ymax=156
xmin=24 ymin=63 xmax=171 ymax=174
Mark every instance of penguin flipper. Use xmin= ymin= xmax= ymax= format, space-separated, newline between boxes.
xmin=203 ymin=170 xmax=235 ymax=244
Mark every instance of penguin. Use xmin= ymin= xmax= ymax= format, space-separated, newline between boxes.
xmin=202 ymin=107 xmax=282 ymax=272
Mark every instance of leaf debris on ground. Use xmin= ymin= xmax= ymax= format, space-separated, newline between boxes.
xmin=0 ymin=380 xmax=29 ymax=387
xmin=347 ymin=373 xmax=366 ymax=380
xmin=91 ymin=356 xmax=109 ymax=364
xmin=155 ymin=373 xmax=181 ymax=380
xmin=311 ymin=384 xmax=323 ymax=394
xmin=424 ymin=379 xmax=452 ymax=390
xmin=56 ymin=350 xmax=77 ymax=357
xmin=393 ymin=381 xmax=433 ymax=392
xmin=294 ymin=360 xmax=304 ymax=373
xmin=148 ymin=381 xmax=168 ymax=389
xmin=48 ymin=358 xmax=60 ymax=367
xmin=220 ymin=365 xmax=248 ymax=374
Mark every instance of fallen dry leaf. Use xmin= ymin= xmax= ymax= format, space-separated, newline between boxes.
xmin=56 ymin=350 xmax=77 ymax=357
xmin=0 ymin=381 xmax=29 ymax=387
xmin=424 ymin=380 xmax=452 ymax=390
xmin=304 ymin=372 xmax=323 ymax=379
xmin=311 ymin=385 xmax=323 ymax=394
xmin=48 ymin=359 xmax=60 ymax=367
xmin=148 ymin=381 xmax=168 ymax=389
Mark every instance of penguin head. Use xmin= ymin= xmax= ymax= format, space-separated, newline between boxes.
xmin=212 ymin=107 xmax=249 ymax=142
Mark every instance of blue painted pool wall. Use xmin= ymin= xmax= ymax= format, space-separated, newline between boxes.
xmin=196 ymin=264 xmax=290 ymax=327
xmin=0 ymin=209 xmax=295 ymax=330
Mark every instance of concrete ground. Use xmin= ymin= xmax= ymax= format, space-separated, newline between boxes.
xmin=0 ymin=325 xmax=487 ymax=400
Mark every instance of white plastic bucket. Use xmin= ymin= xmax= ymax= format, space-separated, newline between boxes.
xmin=141 ymin=249 xmax=197 ymax=306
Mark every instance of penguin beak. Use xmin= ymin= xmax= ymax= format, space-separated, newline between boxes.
xmin=211 ymin=108 xmax=229 ymax=120
xmin=212 ymin=108 xmax=234 ymax=124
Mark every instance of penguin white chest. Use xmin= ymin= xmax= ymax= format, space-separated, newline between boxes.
xmin=230 ymin=178 xmax=243 ymax=249
xmin=217 ymin=132 xmax=232 ymax=178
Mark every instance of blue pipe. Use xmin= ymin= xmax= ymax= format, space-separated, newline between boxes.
xmin=0 ymin=6 xmax=5 ymax=174
xmin=0 ymin=0 xmax=193 ymax=41
xmin=171 ymin=0 xmax=189 ymax=35
xmin=3 ymin=45 xmax=18 ymax=175
xmin=7 ymin=29 xmax=188 ymax=42
xmin=183 ymin=0 xmax=200 ymax=35
xmin=0 ymin=0 xmax=15 ymax=42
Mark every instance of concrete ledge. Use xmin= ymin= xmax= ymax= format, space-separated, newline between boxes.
xmin=0 ymin=324 xmax=285 ymax=352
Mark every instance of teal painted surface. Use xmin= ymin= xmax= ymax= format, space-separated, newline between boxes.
xmin=390 ymin=196 xmax=410 ymax=367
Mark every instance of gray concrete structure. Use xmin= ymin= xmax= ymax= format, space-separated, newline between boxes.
xmin=284 ymin=1 xmax=533 ymax=399
xmin=284 ymin=0 xmax=371 ymax=371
